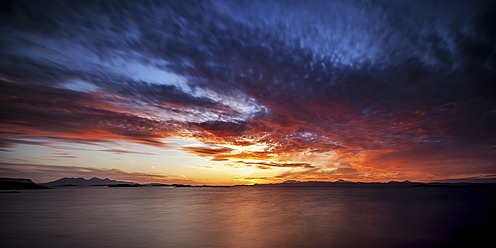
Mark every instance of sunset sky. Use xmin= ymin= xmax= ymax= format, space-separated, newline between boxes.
xmin=1 ymin=0 xmax=495 ymax=185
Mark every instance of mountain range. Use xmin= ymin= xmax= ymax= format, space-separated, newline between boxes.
xmin=41 ymin=177 xmax=135 ymax=187
xmin=249 ymin=180 xmax=496 ymax=187
xmin=0 ymin=178 xmax=51 ymax=189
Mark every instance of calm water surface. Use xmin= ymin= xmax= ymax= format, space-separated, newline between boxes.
xmin=1 ymin=187 xmax=495 ymax=248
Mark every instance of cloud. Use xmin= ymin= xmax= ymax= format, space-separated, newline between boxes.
xmin=0 ymin=137 xmax=46 ymax=147
xmin=233 ymin=160 xmax=314 ymax=169
xmin=52 ymin=151 xmax=78 ymax=159
xmin=99 ymin=149 xmax=157 ymax=156
xmin=183 ymin=146 xmax=234 ymax=156
xmin=0 ymin=82 xmax=174 ymax=146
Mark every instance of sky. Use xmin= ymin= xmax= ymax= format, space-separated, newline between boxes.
xmin=1 ymin=0 xmax=495 ymax=185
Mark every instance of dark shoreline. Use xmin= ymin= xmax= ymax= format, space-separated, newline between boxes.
xmin=2 ymin=177 xmax=496 ymax=190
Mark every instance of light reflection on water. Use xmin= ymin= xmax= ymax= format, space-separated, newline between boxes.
xmin=1 ymin=187 xmax=494 ymax=248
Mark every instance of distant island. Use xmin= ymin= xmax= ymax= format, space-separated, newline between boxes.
xmin=41 ymin=177 xmax=137 ymax=187
xmin=2 ymin=177 xmax=494 ymax=190
xmin=246 ymin=180 xmax=496 ymax=187
xmin=0 ymin=178 xmax=51 ymax=190
xmin=40 ymin=177 xmax=229 ymax=188
xmin=247 ymin=180 xmax=419 ymax=187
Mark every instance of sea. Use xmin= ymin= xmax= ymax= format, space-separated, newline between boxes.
xmin=1 ymin=186 xmax=495 ymax=248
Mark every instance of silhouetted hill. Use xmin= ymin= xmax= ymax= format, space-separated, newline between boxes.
xmin=250 ymin=180 xmax=496 ymax=187
xmin=0 ymin=178 xmax=51 ymax=189
xmin=252 ymin=180 xmax=419 ymax=187
xmin=41 ymin=177 xmax=134 ymax=187
xmin=108 ymin=183 xmax=142 ymax=187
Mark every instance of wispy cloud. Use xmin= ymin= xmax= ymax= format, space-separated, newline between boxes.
xmin=233 ymin=161 xmax=314 ymax=169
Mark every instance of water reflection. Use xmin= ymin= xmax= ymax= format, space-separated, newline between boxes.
xmin=1 ymin=187 xmax=494 ymax=247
